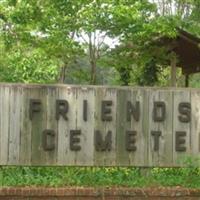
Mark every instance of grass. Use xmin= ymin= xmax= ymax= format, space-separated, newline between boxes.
xmin=0 ymin=167 xmax=200 ymax=188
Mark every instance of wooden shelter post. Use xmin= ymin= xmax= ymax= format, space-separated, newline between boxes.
xmin=157 ymin=29 xmax=200 ymax=87
xmin=185 ymin=74 xmax=189 ymax=87
xmin=170 ymin=55 xmax=177 ymax=87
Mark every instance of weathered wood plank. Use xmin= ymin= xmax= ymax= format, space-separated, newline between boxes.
xmin=0 ymin=86 xmax=10 ymax=165
xmin=148 ymin=89 xmax=173 ymax=167
xmin=130 ymin=88 xmax=147 ymax=166
xmin=19 ymin=87 xmax=32 ymax=165
xmin=45 ymin=87 xmax=58 ymax=165
xmin=141 ymin=88 xmax=149 ymax=167
xmin=94 ymin=88 xmax=117 ymax=166
xmin=76 ymin=87 xmax=95 ymax=165
xmin=173 ymin=89 xmax=191 ymax=166
xmin=30 ymin=87 xmax=47 ymax=165
xmin=57 ymin=86 xmax=77 ymax=165
xmin=190 ymin=90 xmax=200 ymax=165
xmin=116 ymin=89 xmax=131 ymax=165
xmin=8 ymin=86 xmax=22 ymax=165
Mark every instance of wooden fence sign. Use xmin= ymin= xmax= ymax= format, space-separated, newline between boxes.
xmin=0 ymin=83 xmax=199 ymax=166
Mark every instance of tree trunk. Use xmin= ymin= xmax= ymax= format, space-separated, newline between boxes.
xmin=185 ymin=74 xmax=189 ymax=87
xmin=89 ymin=33 xmax=97 ymax=85
xmin=90 ymin=60 xmax=96 ymax=85
xmin=58 ymin=64 xmax=67 ymax=83
xmin=170 ymin=55 xmax=176 ymax=87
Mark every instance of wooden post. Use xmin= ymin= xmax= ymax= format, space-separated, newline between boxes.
xmin=185 ymin=74 xmax=189 ymax=87
xmin=170 ymin=55 xmax=177 ymax=87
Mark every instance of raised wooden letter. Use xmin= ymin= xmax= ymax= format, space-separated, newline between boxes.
xmin=56 ymin=100 xmax=69 ymax=120
xmin=151 ymin=131 xmax=161 ymax=151
xmin=42 ymin=129 xmax=56 ymax=151
xmin=70 ymin=130 xmax=81 ymax=151
xmin=178 ymin=102 xmax=191 ymax=123
xmin=127 ymin=101 xmax=140 ymax=122
xmin=125 ymin=130 xmax=137 ymax=151
xmin=83 ymin=100 xmax=88 ymax=121
xmin=153 ymin=101 xmax=166 ymax=122
xmin=175 ymin=131 xmax=186 ymax=152
xmin=95 ymin=130 xmax=112 ymax=151
xmin=29 ymin=99 xmax=41 ymax=120
xmin=101 ymin=101 xmax=113 ymax=121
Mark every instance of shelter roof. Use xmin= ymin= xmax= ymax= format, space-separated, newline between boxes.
xmin=162 ymin=28 xmax=200 ymax=75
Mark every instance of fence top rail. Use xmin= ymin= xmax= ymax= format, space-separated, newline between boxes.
xmin=0 ymin=82 xmax=199 ymax=91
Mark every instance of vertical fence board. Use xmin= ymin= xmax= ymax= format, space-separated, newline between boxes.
xmin=94 ymin=88 xmax=117 ymax=166
xmin=173 ymin=90 xmax=191 ymax=166
xmin=0 ymin=86 xmax=10 ymax=165
xmin=148 ymin=90 xmax=173 ymax=166
xmin=45 ymin=87 xmax=58 ymax=165
xmin=76 ymin=87 xmax=95 ymax=165
xmin=141 ymin=88 xmax=149 ymax=167
xmin=31 ymin=87 xmax=47 ymax=165
xmin=93 ymin=88 xmax=103 ymax=166
xmin=190 ymin=90 xmax=200 ymax=165
xmin=57 ymin=87 xmax=77 ymax=165
xmin=128 ymin=89 xmax=147 ymax=166
xmin=116 ymin=89 xmax=131 ymax=165
xmin=19 ymin=87 xmax=32 ymax=165
xmin=8 ymin=87 xmax=21 ymax=165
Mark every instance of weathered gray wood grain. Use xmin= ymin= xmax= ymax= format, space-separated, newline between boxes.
xmin=190 ymin=91 xmax=200 ymax=166
xmin=45 ymin=87 xmax=58 ymax=165
xmin=76 ymin=87 xmax=95 ymax=165
xmin=8 ymin=86 xmax=21 ymax=165
xmin=19 ymin=87 xmax=32 ymax=165
xmin=173 ymin=90 xmax=191 ymax=166
xmin=0 ymin=86 xmax=10 ymax=165
xmin=30 ymin=87 xmax=47 ymax=165
xmin=116 ymin=89 xmax=130 ymax=165
xmin=0 ymin=84 xmax=197 ymax=166
xmin=94 ymin=87 xmax=117 ymax=166
xmin=57 ymin=86 xmax=77 ymax=165
xmin=148 ymin=89 xmax=173 ymax=167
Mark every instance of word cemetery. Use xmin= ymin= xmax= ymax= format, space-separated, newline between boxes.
xmin=0 ymin=84 xmax=200 ymax=166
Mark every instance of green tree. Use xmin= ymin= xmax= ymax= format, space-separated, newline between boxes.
xmin=0 ymin=0 xmax=85 ymax=83
xmin=1 ymin=0 xmax=200 ymax=86
xmin=100 ymin=0 xmax=178 ymax=86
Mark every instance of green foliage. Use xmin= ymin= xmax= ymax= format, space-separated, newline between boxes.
xmin=151 ymin=167 xmax=200 ymax=188
xmin=133 ymin=58 xmax=159 ymax=86
xmin=0 ymin=48 xmax=58 ymax=83
xmin=1 ymin=166 xmax=200 ymax=188
xmin=188 ymin=73 xmax=200 ymax=88
xmin=1 ymin=0 xmax=200 ymax=85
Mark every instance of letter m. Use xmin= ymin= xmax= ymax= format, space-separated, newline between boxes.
xmin=94 ymin=130 xmax=112 ymax=151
